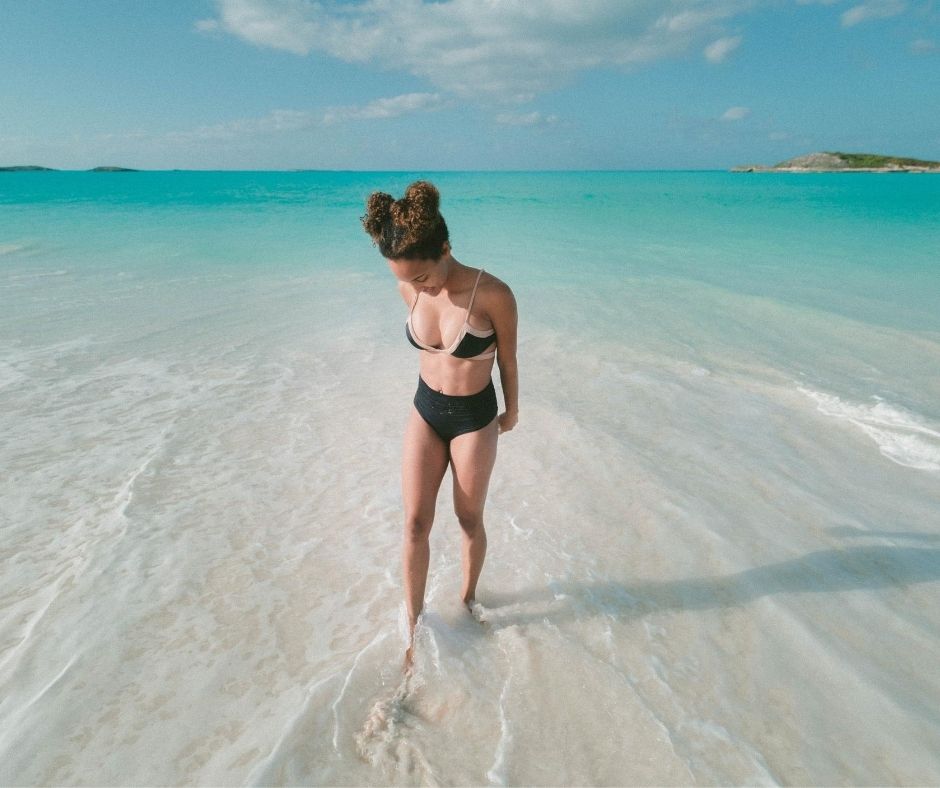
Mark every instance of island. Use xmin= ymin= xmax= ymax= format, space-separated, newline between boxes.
xmin=0 ymin=165 xmax=139 ymax=172
xmin=732 ymin=152 xmax=940 ymax=173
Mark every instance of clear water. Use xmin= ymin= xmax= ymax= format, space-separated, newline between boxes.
xmin=1 ymin=171 xmax=939 ymax=785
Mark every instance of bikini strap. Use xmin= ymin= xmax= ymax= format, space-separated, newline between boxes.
xmin=466 ymin=268 xmax=485 ymax=313
xmin=408 ymin=287 xmax=421 ymax=317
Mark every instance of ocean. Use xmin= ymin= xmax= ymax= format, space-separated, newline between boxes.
xmin=1 ymin=170 xmax=939 ymax=785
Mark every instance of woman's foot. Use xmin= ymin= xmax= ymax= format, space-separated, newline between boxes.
xmin=403 ymin=616 xmax=418 ymax=674
xmin=464 ymin=597 xmax=487 ymax=625
xmin=402 ymin=641 xmax=415 ymax=674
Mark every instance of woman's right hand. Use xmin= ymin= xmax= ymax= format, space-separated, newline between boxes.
xmin=497 ymin=411 xmax=518 ymax=434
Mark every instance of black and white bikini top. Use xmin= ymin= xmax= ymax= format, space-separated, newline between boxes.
xmin=405 ymin=268 xmax=497 ymax=360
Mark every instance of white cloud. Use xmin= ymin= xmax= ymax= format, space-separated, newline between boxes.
xmin=163 ymin=109 xmax=316 ymax=143
xmin=194 ymin=18 xmax=220 ymax=33
xmin=704 ymin=35 xmax=742 ymax=62
xmin=321 ymin=93 xmax=447 ymax=124
xmin=720 ymin=106 xmax=751 ymax=121
xmin=495 ymin=111 xmax=559 ymax=127
xmin=212 ymin=0 xmax=320 ymax=55
xmin=840 ymin=0 xmax=905 ymax=27
xmin=202 ymin=0 xmax=750 ymax=100
xmin=162 ymin=94 xmax=444 ymax=144
xmin=910 ymin=38 xmax=936 ymax=53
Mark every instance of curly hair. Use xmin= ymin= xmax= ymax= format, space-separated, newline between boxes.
xmin=361 ymin=180 xmax=450 ymax=260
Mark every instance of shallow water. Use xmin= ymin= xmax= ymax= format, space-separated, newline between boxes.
xmin=1 ymin=171 xmax=939 ymax=785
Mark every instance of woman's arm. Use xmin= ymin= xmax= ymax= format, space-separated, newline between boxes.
xmin=489 ymin=281 xmax=518 ymax=433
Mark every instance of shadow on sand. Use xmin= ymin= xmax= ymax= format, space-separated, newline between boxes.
xmin=479 ymin=545 xmax=940 ymax=628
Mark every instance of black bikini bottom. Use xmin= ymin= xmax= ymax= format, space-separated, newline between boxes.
xmin=413 ymin=376 xmax=498 ymax=443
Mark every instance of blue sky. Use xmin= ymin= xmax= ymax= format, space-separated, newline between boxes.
xmin=1 ymin=0 xmax=937 ymax=169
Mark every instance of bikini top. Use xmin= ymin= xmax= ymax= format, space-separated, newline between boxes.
xmin=405 ymin=268 xmax=497 ymax=360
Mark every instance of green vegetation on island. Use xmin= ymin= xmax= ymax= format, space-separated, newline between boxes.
xmin=832 ymin=152 xmax=940 ymax=169
xmin=733 ymin=151 xmax=940 ymax=172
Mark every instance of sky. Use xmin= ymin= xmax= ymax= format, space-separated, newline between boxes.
xmin=0 ymin=0 xmax=938 ymax=170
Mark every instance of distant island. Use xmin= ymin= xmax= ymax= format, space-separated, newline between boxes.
xmin=732 ymin=152 xmax=940 ymax=173
xmin=0 ymin=165 xmax=138 ymax=172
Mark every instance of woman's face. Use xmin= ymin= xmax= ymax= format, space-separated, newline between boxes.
xmin=387 ymin=246 xmax=451 ymax=296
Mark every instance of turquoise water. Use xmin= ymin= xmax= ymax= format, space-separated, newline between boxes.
xmin=2 ymin=172 xmax=939 ymax=785
xmin=4 ymin=171 xmax=938 ymax=336
xmin=4 ymin=171 xmax=938 ymax=425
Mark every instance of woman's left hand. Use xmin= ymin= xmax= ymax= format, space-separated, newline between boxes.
xmin=497 ymin=411 xmax=518 ymax=434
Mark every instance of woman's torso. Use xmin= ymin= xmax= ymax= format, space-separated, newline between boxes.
xmin=404 ymin=266 xmax=496 ymax=396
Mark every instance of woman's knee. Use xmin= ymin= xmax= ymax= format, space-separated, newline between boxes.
xmin=404 ymin=512 xmax=434 ymax=542
xmin=455 ymin=509 xmax=484 ymax=535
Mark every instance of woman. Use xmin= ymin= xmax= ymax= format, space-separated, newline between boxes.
xmin=362 ymin=181 xmax=518 ymax=666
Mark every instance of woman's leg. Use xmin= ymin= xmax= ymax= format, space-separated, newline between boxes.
xmin=448 ymin=417 xmax=499 ymax=607
xmin=401 ymin=406 xmax=450 ymax=652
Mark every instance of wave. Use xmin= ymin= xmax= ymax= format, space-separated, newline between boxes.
xmin=799 ymin=387 xmax=940 ymax=472
xmin=6 ymin=269 xmax=68 ymax=280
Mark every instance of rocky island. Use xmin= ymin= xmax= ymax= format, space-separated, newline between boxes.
xmin=733 ymin=152 xmax=940 ymax=173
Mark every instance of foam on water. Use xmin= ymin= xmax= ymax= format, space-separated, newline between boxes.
xmin=1 ymin=172 xmax=939 ymax=785
xmin=800 ymin=387 xmax=940 ymax=471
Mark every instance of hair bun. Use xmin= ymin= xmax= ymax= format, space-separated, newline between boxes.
xmin=403 ymin=181 xmax=439 ymax=220
xmin=389 ymin=181 xmax=441 ymax=251
xmin=362 ymin=191 xmax=394 ymax=238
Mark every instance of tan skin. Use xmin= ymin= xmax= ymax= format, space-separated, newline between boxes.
xmin=387 ymin=243 xmax=518 ymax=670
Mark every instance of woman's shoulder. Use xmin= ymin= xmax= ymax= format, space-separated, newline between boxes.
xmin=477 ymin=267 xmax=512 ymax=293
xmin=476 ymin=268 xmax=516 ymax=312
xmin=396 ymin=280 xmax=416 ymax=305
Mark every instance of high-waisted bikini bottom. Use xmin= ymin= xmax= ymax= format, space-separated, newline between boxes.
xmin=413 ymin=376 xmax=498 ymax=443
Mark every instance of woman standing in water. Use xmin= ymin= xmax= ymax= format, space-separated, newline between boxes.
xmin=362 ymin=181 xmax=518 ymax=666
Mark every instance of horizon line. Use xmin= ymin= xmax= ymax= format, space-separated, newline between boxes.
xmin=1 ymin=166 xmax=739 ymax=173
